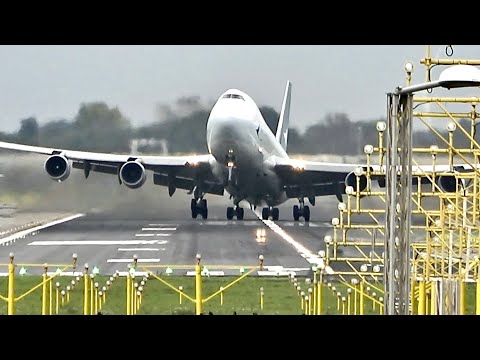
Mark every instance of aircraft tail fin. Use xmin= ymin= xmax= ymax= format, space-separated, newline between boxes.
xmin=276 ymin=81 xmax=292 ymax=152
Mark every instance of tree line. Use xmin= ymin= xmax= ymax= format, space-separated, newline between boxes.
xmin=0 ymin=98 xmax=477 ymax=156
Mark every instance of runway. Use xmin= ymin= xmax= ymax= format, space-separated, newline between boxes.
xmin=0 ymin=198 xmax=339 ymax=277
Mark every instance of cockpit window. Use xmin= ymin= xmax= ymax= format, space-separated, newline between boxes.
xmin=222 ymin=94 xmax=245 ymax=101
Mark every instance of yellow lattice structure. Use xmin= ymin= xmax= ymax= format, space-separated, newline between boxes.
xmin=321 ymin=45 xmax=480 ymax=315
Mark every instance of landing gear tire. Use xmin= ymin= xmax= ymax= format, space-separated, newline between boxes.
xmin=227 ymin=206 xmax=244 ymax=220
xmin=262 ymin=207 xmax=269 ymax=220
xmin=303 ymin=206 xmax=310 ymax=222
xmin=272 ymin=208 xmax=279 ymax=221
xmin=293 ymin=205 xmax=300 ymax=221
xmin=293 ymin=203 xmax=310 ymax=222
xmin=227 ymin=207 xmax=234 ymax=220
xmin=262 ymin=207 xmax=279 ymax=221
xmin=191 ymin=199 xmax=208 ymax=220
xmin=236 ymin=207 xmax=244 ymax=220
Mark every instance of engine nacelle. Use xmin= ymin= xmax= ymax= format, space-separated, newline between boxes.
xmin=44 ymin=155 xmax=71 ymax=182
xmin=436 ymin=172 xmax=462 ymax=193
xmin=345 ymin=170 xmax=368 ymax=193
xmin=119 ymin=161 xmax=146 ymax=189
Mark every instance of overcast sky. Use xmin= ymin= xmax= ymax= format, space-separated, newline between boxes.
xmin=1 ymin=45 xmax=479 ymax=133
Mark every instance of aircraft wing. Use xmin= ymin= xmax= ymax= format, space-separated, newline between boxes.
xmin=272 ymin=157 xmax=363 ymax=200
xmin=0 ymin=141 xmax=225 ymax=196
xmin=272 ymin=156 xmax=480 ymax=201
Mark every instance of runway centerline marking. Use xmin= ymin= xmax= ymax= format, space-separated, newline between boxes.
xmin=148 ymin=224 xmax=179 ymax=226
xmin=107 ymin=258 xmax=160 ymax=263
xmin=141 ymin=227 xmax=177 ymax=231
xmin=135 ymin=233 xmax=170 ymax=237
xmin=0 ymin=213 xmax=85 ymax=245
xmin=117 ymin=248 xmax=160 ymax=252
xmin=253 ymin=209 xmax=326 ymax=269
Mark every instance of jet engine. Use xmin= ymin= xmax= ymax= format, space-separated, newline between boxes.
xmin=44 ymin=155 xmax=71 ymax=182
xmin=345 ymin=169 xmax=368 ymax=193
xmin=119 ymin=160 xmax=147 ymax=189
xmin=436 ymin=172 xmax=461 ymax=193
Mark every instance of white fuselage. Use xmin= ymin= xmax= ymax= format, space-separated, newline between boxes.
xmin=206 ymin=89 xmax=289 ymax=207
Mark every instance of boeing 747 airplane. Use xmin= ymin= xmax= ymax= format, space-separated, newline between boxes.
xmin=0 ymin=81 xmax=462 ymax=221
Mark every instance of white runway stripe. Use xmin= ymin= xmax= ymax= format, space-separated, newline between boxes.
xmin=135 ymin=233 xmax=170 ymax=237
xmin=253 ymin=209 xmax=327 ymax=270
xmin=141 ymin=227 xmax=177 ymax=231
xmin=107 ymin=258 xmax=160 ymax=263
xmin=0 ymin=213 xmax=85 ymax=245
xmin=28 ymin=240 xmax=160 ymax=246
xmin=118 ymin=248 xmax=160 ymax=252
xmin=148 ymin=224 xmax=179 ymax=227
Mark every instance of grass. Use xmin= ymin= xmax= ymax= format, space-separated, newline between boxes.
xmin=0 ymin=275 xmax=477 ymax=315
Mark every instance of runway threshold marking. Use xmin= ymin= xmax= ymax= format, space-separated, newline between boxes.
xmin=28 ymin=240 xmax=162 ymax=246
xmin=253 ymin=209 xmax=326 ymax=269
xmin=0 ymin=213 xmax=85 ymax=245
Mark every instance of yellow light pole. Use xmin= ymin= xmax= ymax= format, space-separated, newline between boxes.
xmin=55 ymin=282 xmax=60 ymax=314
xmin=301 ymin=291 xmax=305 ymax=311
xmin=49 ymin=276 xmax=53 ymax=315
xmin=308 ymin=288 xmax=313 ymax=315
xmin=42 ymin=264 xmax=48 ymax=315
xmin=133 ymin=282 xmax=138 ymax=315
xmin=195 ymin=253 xmax=202 ymax=315
xmin=83 ymin=263 xmax=89 ymax=315
xmin=102 ymin=286 xmax=107 ymax=308
xmin=66 ymin=285 xmax=71 ymax=304
xmin=477 ymin=271 xmax=480 ymax=315
xmin=347 ymin=288 xmax=352 ymax=315
xmin=94 ymin=282 xmax=99 ymax=314
xmin=418 ymin=280 xmax=426 ymax=315
xmin=317 ymin=267 xmax=324 ymax=315
xmin=126 ymin=272 xmax=131 ymax=315
xmin=220 ymin=286 xmax=224 ymax=306
xmin=179 ymin=286 xmax=184 ymax=305
xmin=351 ymin=279 xmax=358 ymax=315
xmin=137 ymin=285 xmax=143 ymax=311
xmin=89 ymin=274 xmax=95 ymax=315
xmin=7 ymin=252 xmax=15 ymax=315
xmin=98 ymin=291 xmax=103 ymax=311
xmin=260 ymin=287 xmax=264 ymax=310
xmin=360 ymin=281 xmax=364 ymax=315
xmin=312 ymin=266 xmax=318 ymax=315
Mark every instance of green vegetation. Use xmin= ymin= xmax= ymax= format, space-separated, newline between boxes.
xmin=2 ymin=275 xmax=474 ymax=315
xmin=3 ymin=96 xmax=475 ymax=159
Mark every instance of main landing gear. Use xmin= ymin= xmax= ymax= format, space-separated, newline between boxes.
xmin=262 ymin=207 xmax=279 ymax=221
xmin=293 ymin=199 xmax=310 ymax=222
xmin=191 ymin=198 xmax=208 ymax=219
xmin=226 ymin=207 xmax=244 ymax=220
